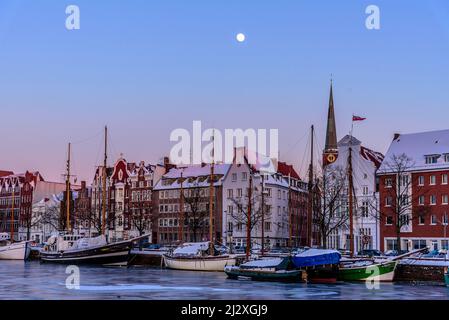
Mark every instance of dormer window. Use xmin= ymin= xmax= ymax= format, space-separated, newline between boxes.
xmin=444 ymin=154 xmax=449 ymax=163
xmin=425 ymin=155 xmax=439 ymax=164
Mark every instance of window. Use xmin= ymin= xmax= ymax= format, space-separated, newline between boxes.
xmin=278 ymin=190 xmax=281 ymax=199
xmin=445 ymin=154 xmax=449 ymax=163
xmin=227 ymin=205 xmax=233 ymax=214
xmin=227 ymin=189 xmax=233 ymax=199
xmin=431 ymin=215 xmax=437 ymax=225
xmin=362 ymin=186 xmax=369 ymax=196
xmin=430 ymin=195 xmax=437 ymax=205
xmin=418 ymin=215 xmax=425 ymax=225
xmin=443 ymin=195 xmax=449 ymax=205
xmin=430 ymin=175 xmax=436 ymax=185
xmin=232 ymin=173 xmax=237 ymax=182
xmin=385 ymin=197 xmax=392 ymax=207
xmin=418 ymin=176 xmax=425 ymax=186
xmin=385 ymin=178 xmax=393 ymax=188
xmin=361 ymin=201 xmax=369 ymax=218
xmin=419 ymin=195 xmax=425 ymax=206
xmin=228 ymin=222 xmax=233 ymax=232
xmin=237 ymin=188 xmax=243 ymax=198
xmin=241 ymin=172 xmax=247 ymax=181
xmin=264 ymin=221 xmax=271 ymax=231
xmin=386 ymin=216 xmax=393 ymax=225
xmin=443 ymin=174 xmax=448 ymax=185
xmin=442 ymin=240 xmax=449 ymax=250
xmin=425 ymin=155 xmax=439 ymax=164
xmin=444 ymin=213 xmax=448 ymax=225
xmin=413 ymin=240 xmax=427 ymax=249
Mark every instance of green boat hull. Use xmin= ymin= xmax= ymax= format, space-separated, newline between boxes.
xmin=338 ymin=261 xmax=398 ymax=282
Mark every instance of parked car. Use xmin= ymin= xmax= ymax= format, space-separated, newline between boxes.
xmin=357 ymin=249 xmax=383 ymax=257
xmin=384 ymin=250 xmax=409 ymax=256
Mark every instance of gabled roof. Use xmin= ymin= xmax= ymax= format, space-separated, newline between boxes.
xmin=379 ymin=129 xmax=449 ymax=173
xmin=277 ymin=161 xmax=301 ymax=180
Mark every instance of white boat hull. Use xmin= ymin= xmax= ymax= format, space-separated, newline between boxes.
xmin=0 ymin=242 xmax=31 ymax=260
xmin=164 ymin=255 xmax=237 ymax=272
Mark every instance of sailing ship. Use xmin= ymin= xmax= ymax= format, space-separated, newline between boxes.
xmin=0 ymin=233 xmax=31 ymax=260
xmin=163 ymin=131 xmax=238 ymax=271
xmin=336 ymin=140 xmax=398 ymax=281
xmin=40 ymin=127 xmax=148 ymax=266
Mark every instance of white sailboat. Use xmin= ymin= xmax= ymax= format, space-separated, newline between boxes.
xmin=0 ymin=233 xmax=31 ymax=260
xmin=163 ymin=131 xmax=238 ymax=272
xmin=163 ymin=242 xmax=237 ymax=271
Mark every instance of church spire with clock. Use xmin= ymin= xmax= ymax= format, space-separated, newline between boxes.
xmin=323 ymin=80 xmax=338 ymax=167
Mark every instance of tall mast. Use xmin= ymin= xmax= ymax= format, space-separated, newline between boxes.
xmin=208 ymin=130 xmax=215 ymax=254
xmin=348 ymin=146 xmax=355 ymax=257
xmin=287 ymin=173 xmax=292 ymax=247
xmin=246 ymin=173 xmax=252 ymax=260
xmin=101 ymin=126 xmax=108 ymax=236
xmin=178 ymin=171 xmax=184 ymax=243
xmin=10 ymin=180 xmax=15 ymax=242
xmin=261 ymin=174 xmax=265 ymax=255
xmin=307 ymin=125 xmax=314 ymax=247
xmin=66 ymin=143 xmax=71 ymax=233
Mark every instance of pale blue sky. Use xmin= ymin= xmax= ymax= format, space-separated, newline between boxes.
xmin=1 ymin=0 xmax=449 ymax=182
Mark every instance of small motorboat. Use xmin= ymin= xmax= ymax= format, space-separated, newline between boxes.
xmin=0 ymin=233 xmax=31 ymax=260
xmin=224 ymin=257 xmax=305 ymax=282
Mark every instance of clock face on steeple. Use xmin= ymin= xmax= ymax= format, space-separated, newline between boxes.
xmin=323 ymin=152 xmax=338 ymax=166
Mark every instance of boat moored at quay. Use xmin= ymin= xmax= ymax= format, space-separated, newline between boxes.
xmin=163 ymin=242 xmax=239 ymax=272
xmin=0 ymin=233 xmax=31 ymax=261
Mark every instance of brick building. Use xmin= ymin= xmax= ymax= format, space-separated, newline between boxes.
xmin=0 ymin=171 xmax=66 ymax=241
xmin=378 ymin=130 xmax=449 ymax=252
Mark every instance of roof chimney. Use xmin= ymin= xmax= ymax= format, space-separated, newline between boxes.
xmin=393 ymin=133 xmax=401 ymax=141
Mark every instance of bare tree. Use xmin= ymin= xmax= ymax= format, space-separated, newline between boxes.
xmin=183 ymin=183 xmax=209 ymax=242
xmin=130 ymin=208 xmax=149 ymax=236
xmin=314 ymin=166 xmax=350 ymax=249
xmin=229 ymin=179 xmax=272 ymax=248
xmin=374 ymin=153 xmax=431 ymax=252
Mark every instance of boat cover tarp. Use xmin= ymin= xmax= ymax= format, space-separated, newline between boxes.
xmin=240 ymin=258 xmax=287 ymax=270
xmin=69 ymin=235 xmax=107 ymax=251
xmin=172 ymin=242 xmax=210 ymax=256
xmin=292 ymin=249 xmax=341 ymax=267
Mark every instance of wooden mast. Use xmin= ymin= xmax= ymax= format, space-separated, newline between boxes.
xmin=307 ymin=125 xmax=314 ymax=247
xmin=246 ymin=173 xmax=252 ymax=260
xmin=10 ymin=180 xmax=15 ymax=242
xmin=101 ymin=126 xmax=108 ymax=236
xmin=178 ymin=171 xmax=184 ymax=243
xmin=208 ymin=130 xmax=215 ymax=254
xmin=348 ymin=145 xmax=355 ymax=257
xmin=66 ymin=143 xmax=71 ymax=233
xmin=261 ymin=174 xmax=265 ymax=255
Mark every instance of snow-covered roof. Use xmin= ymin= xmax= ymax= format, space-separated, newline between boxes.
xmin=379 ymin=129 xmax=449 ymax=173
xmin=154 ymin=164 xmax=231 ymax=190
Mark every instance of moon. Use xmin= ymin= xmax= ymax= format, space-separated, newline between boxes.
xmin=236 ymin=33 xmax=246 ymax=43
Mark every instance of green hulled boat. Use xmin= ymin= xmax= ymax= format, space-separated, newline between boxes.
xmin=338 ymin=260 xmax=398 ymax=282
xmin=224 ymin=257 xmax=305 ymax=282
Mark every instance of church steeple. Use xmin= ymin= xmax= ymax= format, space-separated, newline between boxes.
xmin=323 ymin=79 xmax=339 ymax=166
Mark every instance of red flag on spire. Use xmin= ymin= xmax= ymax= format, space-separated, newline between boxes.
xmin=352 ymin=115 xmax=366 ymax=122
